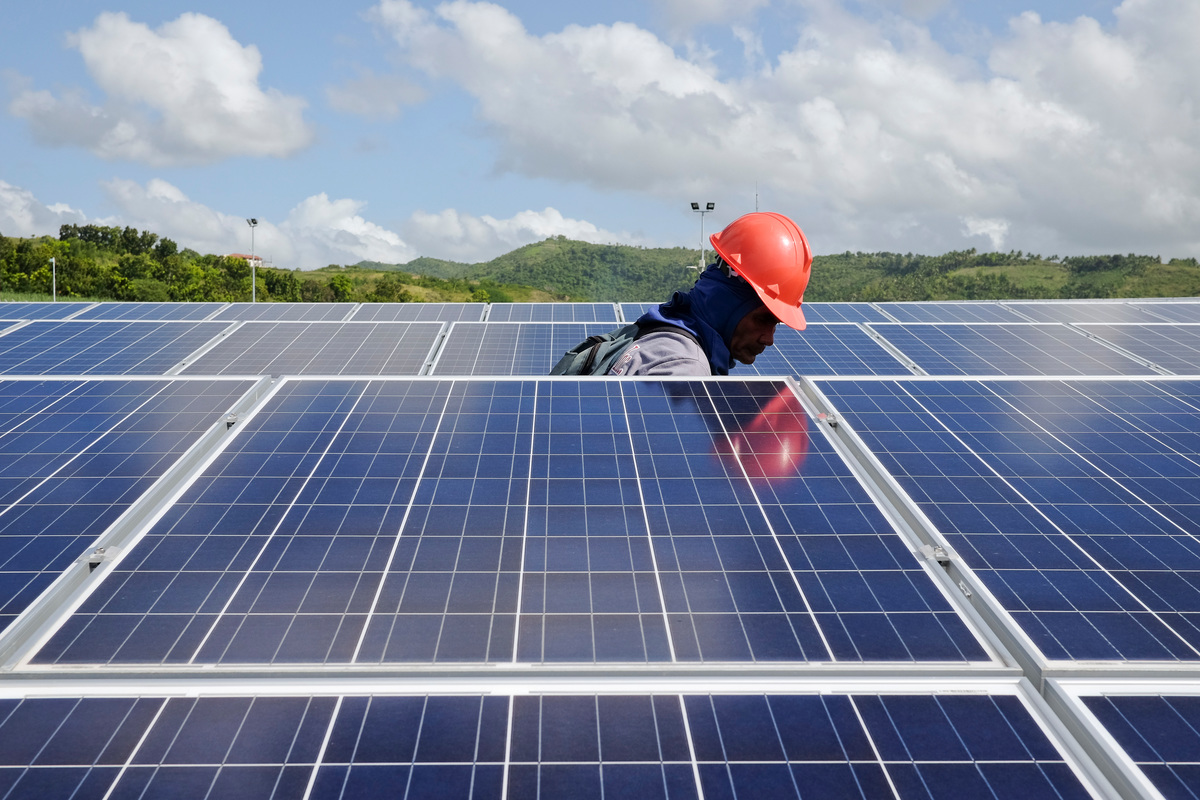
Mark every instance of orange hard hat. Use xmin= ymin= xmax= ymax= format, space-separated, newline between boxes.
xmin=709 ymin=212 xmax=812 ymax=330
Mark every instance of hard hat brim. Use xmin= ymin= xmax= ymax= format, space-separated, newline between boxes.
xmin=761 ymin=293 xmax=806 ymax=331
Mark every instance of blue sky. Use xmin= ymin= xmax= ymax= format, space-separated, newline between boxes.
xmin=2 ymin=0 xmax=1196 ymax=269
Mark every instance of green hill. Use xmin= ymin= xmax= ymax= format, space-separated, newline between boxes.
xmin=4 ymin=224 xmax=1198 ymax=304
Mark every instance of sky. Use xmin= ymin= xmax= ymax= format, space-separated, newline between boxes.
xmin=2 ymin=0 xmax=1198 ymax=270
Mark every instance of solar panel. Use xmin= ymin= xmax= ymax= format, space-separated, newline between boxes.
xmin=9 ymin=298 xmax=1200 ymax=795
xmin=487 ymin=303 xmax=618 ymax=322
xmin=351 ymin=303 xmax=486 ymax=322
xmin=34 ymin=378 xmax=988 ymax=666
xmin=73 ymin=302 xmax=225 ymax=321
xmin=1006 ymin=302 xmax=1166 ymax=324
xmin=1132 ymin=301 xmax=1200 ymax=323
xmin=0 ymin=321 xmax=227 ymax=375
xmin=0 ymin=378 xmax=254 ymax=633
xmin=1080 ymin=323 xmax=1200 ymax=374
xmin=876 ymin=302 xmax=1029 ymax=323
xmin=180 ymin=322 xmax=443 ymax=376
xmin=801 ymin=303 xmax=890 ymax=323
xmin=1078 ymin=691 xmax=1200 ymax=798
xmin=0 ymin=688 xmax=1096 ymax=800
xmin=0 ymin=302 xmax=93 ymax=320
xmin=869 ymin=323 xmax=1157 ymax=375
xmin=816 ymin=377 xmax=1200 ymax=662
xmin=214 ymin=303 xmax=356 ymax=322
xmin=620 ymin=302 xmax=657 ymax=321
xmin=431 ymin=322 xmax=616 ymax=375
xmin=742 ymin=324 xmax=913 ymax=377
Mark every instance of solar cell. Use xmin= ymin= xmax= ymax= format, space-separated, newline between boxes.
xmin=0 ymin=378 xmax=254 ymax=633
xmin=1080 ymin=323 xmax=1200 ymax=374
xmin=0 ymin=321 xmax=227 ymax=375
xmin=817 ymin=377 xmax=1200 ymax=661
xmin=73 ymin=302 xmax=225 ymax=321
xmin=486 ymin=303 xmax=618 ymax=322
xmin=35 ymin=378 xmax=988 ymax=666
xmin=431 ymin=322 xmax=616 ymax=375
xmin=180 ymin=322 xmax=443 ymax=375
xmin=351 ymin=303 xmax=485 ymax=322
xmin=0 ymin=690 xmax=1093 ymax=800
xmin=214 ymin=303 xmax=355 ymax=322
xmin=869 ymin=323 xmax=1156 ymax=376
xmin=876 ymin=302 xmax=1029 ymax=323
xmin=742 ymin=323 xmax=913 ymax=377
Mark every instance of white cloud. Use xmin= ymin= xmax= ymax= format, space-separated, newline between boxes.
xmin=962 ymin=216 xmax=1009 ymax=250
xmin=326 ymin=69 xmax=426 ymax=119
xmin=8 ymin=12 xmax=312 ymax=166
xmin=99 ymin=179 xmax=419 ymax=268
xmin=653 ymin=0 xmax=771 ymax=31
xmin=0 ymin=181 xmax=87 ymax=237
xmin=403 ymin=207 xmax=641 ymax=262
xmin=367 ymin=0 xmax=1200 ymax=256
xmin=284 ymin=194 xmax=418 ymax=266
xmin=3 ymin=179 xmax=628 ymax=267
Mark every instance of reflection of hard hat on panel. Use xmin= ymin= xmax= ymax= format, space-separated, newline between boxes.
xmin=713 ymin=385 xmax=810 ymax=483
xmin=709 ymin=212 xmax=812 ymax=331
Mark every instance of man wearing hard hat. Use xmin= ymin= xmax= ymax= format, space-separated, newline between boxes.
xmin=609 ymin=211 xmax=812 ymax=376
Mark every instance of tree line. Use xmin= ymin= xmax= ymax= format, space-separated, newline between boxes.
xmin=2 ymin=225 xmax=1197 ymax=303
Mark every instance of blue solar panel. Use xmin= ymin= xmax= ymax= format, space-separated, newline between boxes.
xmin=35 ymin=379 xmax=987 ymax=666
xmin=870 ymin=323 xmax=1156 ymax=375
xmin=487 ymin=303 xmax=618 ymax=322
xmin=0 ymin=690 xmax=1091 ymax=800
xmin=351 ymin=303 xmax=485 ymax=322
xmin=1007 ymin=302 xmax=1166 ymax=324
xmin=1080 ymin=324 xmax=1200 ymax=374
xmin=0 ymin=321 xmax=227 ymax=375
xmin=214 ymin=303 xmax=355 ymax=321
xmin=180 ymin=322 xmax=443 ymax=375
xmin=801 ymin=303 xmax=890 ymax=323
xmin=817 ymin=377 xmax=1200 ymax=661
xmin=432 ymin=322 xmax=615 ymax=375
xmin=0 ymin=378 xmax=254 ymax=633
xmin=620 ymin=302 xmax=657 ymax=321
xmin=743 ymin=324 xmax=912 ymax=377
xmin=1082 ymin=693 xmax=1200 ymax=798
xmin=0 ymin=302 xmax=93 ymax=320
xmin=1133 ymin=302 xmax=1200 ymax=323
xmin=73 ymin=302 xmax=225 ymax=321
xmin=877 ymin=302 xmax=1029 ymax=323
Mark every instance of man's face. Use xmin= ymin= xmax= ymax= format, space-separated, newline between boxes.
xmin=730 ymin=304 xmax=780 ymax=364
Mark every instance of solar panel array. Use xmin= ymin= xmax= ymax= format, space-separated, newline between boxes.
xmin=0 ymin=297 xmax=1198 ymax=799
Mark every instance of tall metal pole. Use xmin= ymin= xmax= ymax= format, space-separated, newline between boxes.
xmin=691 ymin=202 xmax=715 ymax=269
xmin=246 ymin=219 xmax=258 ymax=302
xmin=50 ymin=257 xmax=56 ymax=301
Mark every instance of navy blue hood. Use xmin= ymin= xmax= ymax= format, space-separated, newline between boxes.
xmin=637 ymin=263 xmax=763 ymax=375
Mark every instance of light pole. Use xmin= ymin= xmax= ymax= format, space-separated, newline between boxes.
xmin=49 ymin=257 xmax=56 ymax=301
xmin=691 ymin=202 xmax=715 ymax=269
xmin=246 ymin=218 xmax=257 ymax=302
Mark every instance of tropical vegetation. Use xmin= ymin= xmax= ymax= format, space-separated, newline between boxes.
xmin=2 ymin=225 xmax=1197 ymax=304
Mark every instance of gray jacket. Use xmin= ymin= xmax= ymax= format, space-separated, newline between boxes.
xmin=608 ymin=329 xmax=711 ymax=376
